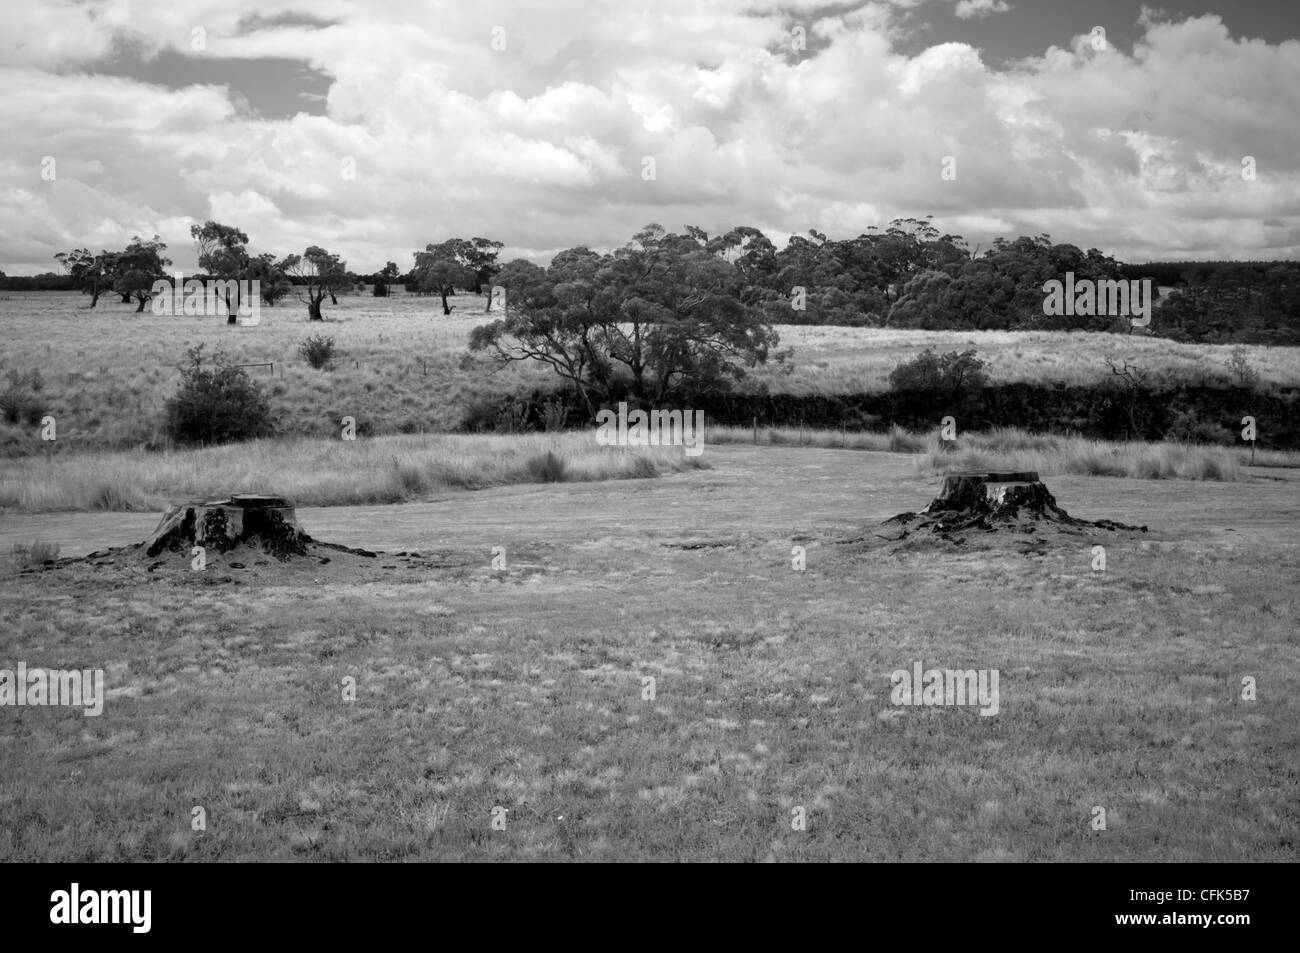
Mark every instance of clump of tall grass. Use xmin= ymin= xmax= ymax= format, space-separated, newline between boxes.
xmin=918 ymin=430 xmax=1247 ymax=481
xmin=11 ymin=539 xmax=59 ymax=568
xmin=525 ymin=450 xmax=568 ymax=482
xmin=0 ymin=433 xmax=708 ymax=513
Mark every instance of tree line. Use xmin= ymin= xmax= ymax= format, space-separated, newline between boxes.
xmin=7 ymin=218 xmax=1296 ymax=344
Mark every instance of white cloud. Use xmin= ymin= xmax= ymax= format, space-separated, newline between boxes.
xmin=954 ymin=0 xmax=1011 ymax=21
xmin=1 ymin=2 xmax=1298 ymax=274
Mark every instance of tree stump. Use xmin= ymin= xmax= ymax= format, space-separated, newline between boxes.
xmin=926 ymin=470 xmax=1040 ymax=511
xmin=880 ymin=469 xmax=1145 ymax=541
xmin=143 ymin=494 xmax=310 ymax=558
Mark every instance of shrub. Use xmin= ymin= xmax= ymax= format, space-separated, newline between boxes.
xmin=541 ymin=398 xmax=569 ymax=432
xmin=164 ymin=345 xmax=274 ymax=446
xmin=299 ymin=335 xmax=337 ymax=370
xmin=1164 ymin=409 xmax=1234 ymax=446
xmin=889 ymin=348 xmax=988 ymax=422
xmin=887 ymin=424 xmax=926 ymax=453
xmin=525 ymin=449 xmax=568 ymax=482
xmin=1225 ymin=346 xmax=1259 ymax=390
xmin=1 ymin=369 xmax=46 ymax=425
xmin=495 ymin=400 xmax=530 ymax=434
xmin=12 ymin=539 xmax=59 ymax=567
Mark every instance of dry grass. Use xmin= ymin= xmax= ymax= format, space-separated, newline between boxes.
xmin=753 ymin=326 xmax=1300 ymax=395
xmin=0 ymin=432 xmax=708 ymax=513
xmin=2 ymin=445 xmax=1296 ymax=861
xmin=5 ymin=535 xmax=58 ymax=572
xmin=711 ymin=424 xmax=1300 ymax=481
xmin=3 ymin=293 xmax=1297 ymax=455
xmin=0 ymin=290 xmax=550 ymax=455
xmin=918 ymin=428 xmax=1250 ymax=481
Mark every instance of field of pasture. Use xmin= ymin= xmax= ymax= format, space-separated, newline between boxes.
xmin=3 ymin=291 xmax=1298 ymax=456
xmin=2 ymin=444 xmax=1297 ymax=861
xmin=2 ymin=292 xmax=1297 ymax=862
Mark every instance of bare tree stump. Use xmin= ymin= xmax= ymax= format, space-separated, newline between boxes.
xmin=882 ymin=469 xmax=1144 ymax=541
xmin=926 ymin=470 xmax=1040 ymax=511
xmin=144 ymin=494 xmax=310 ymax=558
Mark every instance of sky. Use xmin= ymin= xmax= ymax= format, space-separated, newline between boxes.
xmin=2 ymin=0 xmax=1298 ymax=275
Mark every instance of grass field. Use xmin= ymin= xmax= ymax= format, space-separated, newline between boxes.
xmin=2 ymin=445 xmax=1296 ymax=861
xmin=3 ymin=291 xmax=1297 ymax=454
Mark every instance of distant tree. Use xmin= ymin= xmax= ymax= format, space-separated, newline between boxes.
xmin=889 ymin=348 xmax=989 ymax=421
xmin=54 ymin=248 xmax=114 ymax=307
xmin=282 ymin=246 xmax=349 ymax=321
xmin=190 ymin=221 xmax=251 ymax=324
xmin=413 ymin=241 xmax=476 ymax=315
xmin=470 ymin=225 xmax=783 ymax=414
xmin=599 ymin=224 xmax=783 ymax=405
xmin=112 ymin=235 xmax=172 ymax=312
xmin=373 ymin=261 xmax=400 ymax=297
xmin=248 ymin=253 xmax=292 ymax=306
xmin=1104 ymin=357 xmax=1152 ymax=438
xmin=469 ymin=257 xmax=609 ymax=417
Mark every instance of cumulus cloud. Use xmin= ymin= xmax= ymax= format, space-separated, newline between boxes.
xmin=954 ymin=0 xmax=1012 ymax=20
xmin=2 ymin=1 xmax=1298 ymax=274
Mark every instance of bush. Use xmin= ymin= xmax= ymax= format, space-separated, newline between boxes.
xmin=889 ymin=348 xmax=988 ymax=422
xmin=299 ymin=335 xmax=337 ymax=370
xmin=495 ymin=400 xmax=530 ymax=434
xmin=541 ymin=398 xmax=569 ymax=432
xmin=164 ymin=345 xmax=274 ymax=446
xmin=1 ymin=369 xmax=46 ymax=426
xmin=1164 ymin=409 xmax=1234 ymax=445
xmin=525 ymin=450 xmax=568 ymax=482
xmin=1225 ymin=346 xmax=1259 ymax=390
xmin=12 ymin=539 xmax=59 ymax=567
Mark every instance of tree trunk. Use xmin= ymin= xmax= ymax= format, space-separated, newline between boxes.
xmin=119 ymin=291 xmax=132 ymax=303
xmin=143 ymin=495 xmax=310 ymax=559
xmin=329 ymin=291 xmax=338 ymax=305
xmin=441 ymin=291 xmax=452 ymax=315
xmin=135 ymin=295 xmax=147 ymax=313
xmin=926 ymin=470 xmax=1040 ymax=511
xmin=89 ymin=288 xmax=101 ymax=308
xmin=309 ymin=301 xmax=323 ymax=321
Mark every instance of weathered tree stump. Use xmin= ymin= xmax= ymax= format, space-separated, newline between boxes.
xmin=881 ymin=469 xmax=1145 ymax=541
xmin=143 ymin=494 xmax=310 ymax=558
xmin=926 ymin=470 xmax=1040 ymax=511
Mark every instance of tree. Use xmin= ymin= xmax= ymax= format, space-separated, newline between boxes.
xmin=468 ymin=256 xmax=610 ymax=418
xmin=373 ymin=261 xmax=400 ymax=297
xmin=599 ymin=224 xmax=782 ymax=405
xmin=190 ymin=221 xmax=250 ymax=324
xmin=112 ymin=235 xmax=172 ymax=312
xmin=282 ymin=246 xmax=349 ymax=321
xmin=248 ymin=253 xmax=293 ymax=306
xmin=469 ymin=225 xmax=783 ymax=416
xmin=54 ymin=248 xmax=113 ymax=307
xmin=889 ymin=348 xmax=989 ymax=422
xmin=413 ymin=241 xmax=476 ymax=314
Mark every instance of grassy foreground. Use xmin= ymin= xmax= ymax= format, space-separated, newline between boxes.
xmin=1 ymin=445 xmax=1296 ymax=861
xmin=0 ymin=433 xmax=708 ymax=514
